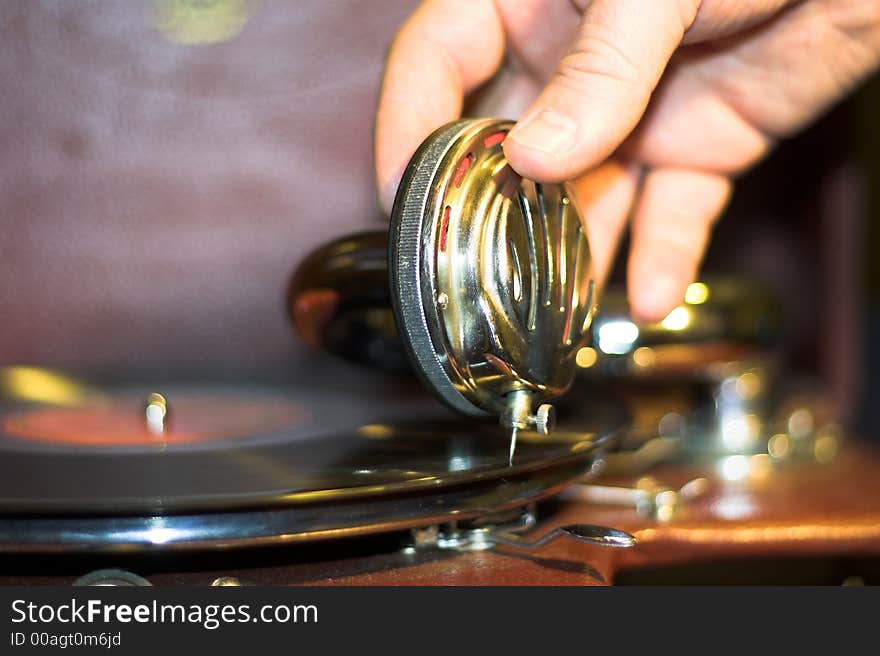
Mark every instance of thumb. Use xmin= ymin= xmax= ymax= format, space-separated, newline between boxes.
xmin=503 ymin=0 xmax=698 ymax=182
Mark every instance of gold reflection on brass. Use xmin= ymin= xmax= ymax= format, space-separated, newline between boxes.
xmin=684 ymin=282 xmax=709 ymax=305
xmin=0 ymin=366 xmax=93 ymax=406
xmin=575 ymin=346 xmax=597 ymax=368
xmin=632 ymin=346 xmax=656 ymax=368
xmin=154 ymin=0 xmax=254 ymax=45
xmin=768 ymin=433 xmax=792 ymax=459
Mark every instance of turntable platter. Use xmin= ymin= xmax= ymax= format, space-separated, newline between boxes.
xmin=0 ymin=375 xmax=628 ymax=553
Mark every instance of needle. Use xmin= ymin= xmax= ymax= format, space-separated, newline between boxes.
xmin=508 ymin=426 xmax=518 ymax=466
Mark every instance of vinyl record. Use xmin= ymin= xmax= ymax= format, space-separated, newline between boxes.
xmin=0 ymin=369 xmax=628 ymax=552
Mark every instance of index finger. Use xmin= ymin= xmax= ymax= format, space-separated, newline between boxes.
xmin=374 ymin=0 xmax=505 ymax=215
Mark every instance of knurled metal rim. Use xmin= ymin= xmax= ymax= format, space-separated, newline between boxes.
xmin=389 ymin=119 xmax=495 ymax=417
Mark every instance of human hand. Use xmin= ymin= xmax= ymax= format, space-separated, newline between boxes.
xmin=374 ymin=0 xmax=880 ymax=320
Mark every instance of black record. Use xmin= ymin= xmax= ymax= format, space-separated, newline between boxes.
xmin=0 ymin=370 xmax=627 ymax=553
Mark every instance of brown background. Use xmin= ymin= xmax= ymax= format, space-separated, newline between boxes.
xmin=0 ymin=0 xmax=418 ymax=378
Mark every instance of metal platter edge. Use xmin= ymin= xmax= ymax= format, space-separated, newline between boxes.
xmin=0 ymin=435 xmax=613 ymax=553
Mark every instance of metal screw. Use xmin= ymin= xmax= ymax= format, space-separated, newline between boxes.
xmin=144 ymin=392 xmax=169 ymax=435
xmin=501 ymin=391 xmax=556 ymax=435
xmin=534 ymin=404 xmax=555 ymax=435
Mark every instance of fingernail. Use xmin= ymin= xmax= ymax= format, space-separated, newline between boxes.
xmin=508 ymin=108 xmax=578 ymax=157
